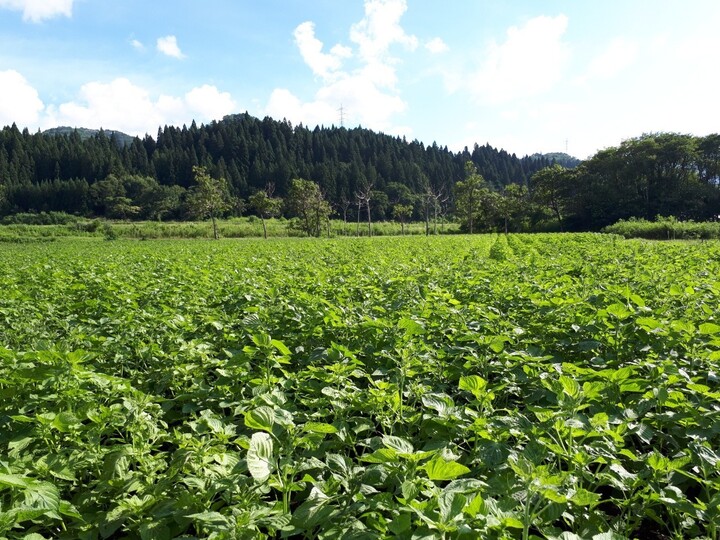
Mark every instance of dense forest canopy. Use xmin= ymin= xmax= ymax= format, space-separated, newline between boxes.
xmin=0 ymin=114 xmax=553 ymax=222
xmin=0 ymin=114 xmax=718 ymax=231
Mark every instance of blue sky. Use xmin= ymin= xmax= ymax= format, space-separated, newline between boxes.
xmin=1 ymin=0 xmax=718 ymax=159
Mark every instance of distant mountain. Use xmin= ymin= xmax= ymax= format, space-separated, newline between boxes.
xmin=529 ymin=152 xmax=581 ymax=168
xmin=43 ymin=126 xmax=136 ymax=146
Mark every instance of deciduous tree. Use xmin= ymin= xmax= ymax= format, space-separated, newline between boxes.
xmin=187 ymin=165 xmax=231 ymax=239
xmin=287 ymin=178 xmax=331 ymax=237
xmin=530 ymin=164 xmax=573 ymax=231
xmin=249 ymin=183 xmax=283 ymax=239
xmin=454 ymin=161 xmax=488 ymax=234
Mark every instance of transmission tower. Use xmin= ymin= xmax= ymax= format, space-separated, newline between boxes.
xmin=338 ymin=104 xmax=345 ymax=127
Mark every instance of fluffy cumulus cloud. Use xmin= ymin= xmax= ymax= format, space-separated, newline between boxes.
xmin=425 ymin=37 xmax=449 ymax=54
xmin=0 ymin=70 xmax=44 ymax=127
xmin=42 ymin=78 xmax=236 ymax=136
xmin=0 ymin=0 xmax=73 ymax=22
xmin=267 ymin=0 xmax=417 ymax=135
xmin=156 ymin=35 xmax=185 ymax=59
xmin=469 ymin=15 xmax=570 ymax=104
xmin=293 ymin=22 xmax=352 ymax=80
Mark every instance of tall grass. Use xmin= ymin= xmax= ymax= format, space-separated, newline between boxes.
xmin=0 ymin=215 xmax=461 ymax=241
xmin=603 ymin=216 xmax=720 ymax=240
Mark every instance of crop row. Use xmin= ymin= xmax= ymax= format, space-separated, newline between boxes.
xmin=0 ymin=234 xmax=719 ymax=539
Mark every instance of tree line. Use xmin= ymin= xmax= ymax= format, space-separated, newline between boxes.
xmin=451 ymin=132 xmax=720 ymax=233
xmin=1 ymin=115 xmax=717 ymax=233
xmin=0 ymin=114 xmax=553 ymax=224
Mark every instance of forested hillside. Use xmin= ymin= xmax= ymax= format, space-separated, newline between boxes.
xmin=0 ymin=113 xmax=552 ymax=221
xmin=2 ymin=116 xmax=718 ymax=232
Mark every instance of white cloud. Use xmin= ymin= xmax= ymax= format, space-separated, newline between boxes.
xmin=0 ymin=0 xmax=73 ymax=22
xmin=294 ymin=22 xmax=351 ymax=80
xmin=0 ymin=70 xmax=44 ymax=127
xmin=425 ymin=37 xmax=449 ymax=54
xmin=578 ymin=37 xmax=638 ymax=83
xmin=469 ymin=15 xmax=570 ymax=104
xmin=267 ymin=0 xmax=419 ymax=135
xmin=157 ymin=35 xmax=185 ymax=59
xmin=130 ymin=39 xmax=144 ymax=51
xmin=184 ymin=84 xmax=236 ymax=121
xmin=42 ymin=78 xmax=236 ymax=136
xmin=350 ymin=0 xmax=418 ymax=63
xmin=267 ymin=75 xmax=407 ymax=133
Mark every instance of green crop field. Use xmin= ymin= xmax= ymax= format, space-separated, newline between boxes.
xmin=1 ymin=234 xmax=719 ymax=539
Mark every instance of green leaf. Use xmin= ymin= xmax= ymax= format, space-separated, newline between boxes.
xmin=244 ymin=406 xmax=275 ymax=432
xmin=0 ymin=473 xmax=31 ymax=489
xmin=382 ymin=435 xmax=414 ymax=454
xmin=488 ymin=336 xmax=508 ymax=353
xmin=398 ymin=317 xmax=426 ymax=336
xmin=606 ymin=303 xmax=631 ymax=320
xmin=188 ymin=511 xmax=231 ymax=527
xmin=23 ymin=480 xmax=60 ymax=513
xmin=251 ymin=333 xmax=272 ymax=348
xmin=699 ymin=322 xmax=720 ymax=335
xmin=570 ymin=488 xmax=600 ymax=507
xmin=401 ymin=479 xmax=420 ymax=501
xmin=361 ymin=448 xmax=398 ymax=463
xmin=271 ymin=339 xmax=292 ymax=356
xmin=438 ymin=490 xmax=466 ymax=523
xmin=459 ymin=375 xmax=488 ymax=399
xmin=388 ymin=512 xmax=412 ymax=535
xmin=423 ymin=458 xmax=470 ymax=481
xmin=303 ymin=422 xmax=337 ymax=434
xmin=247 ymin=432 xmax=274 ymax=482
xmin=465 ymin=493 xmax=485 ymax=516
xmin=646 ymin=452 xmax=669 ymax=471
xmin=559 ymin=375 xmax=581 ymax=399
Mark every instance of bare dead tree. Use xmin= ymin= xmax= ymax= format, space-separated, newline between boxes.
xmin=355 ymin=180 xmax=374 ymax=237
xmin=339 ymin=196 xmax=352 ymax=236
xmin=428 ymin=184 xmax=449 ymax=235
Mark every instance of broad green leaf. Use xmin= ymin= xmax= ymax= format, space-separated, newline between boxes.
xmin=459 ymin=375 xmax=488 ymax=399
xmin=646 ymin=452 xmax=669 ymax=471
xmin=247 ymin=432 xmax=274 ymax=482
xmin=251 ymin=333 xmax=272 ymax=348
xmin=388 ymin=513 xmax=412 ymax=535
xmin=0 ymin=473 xmax=31 ymax=489
xmin=271 ymin=339 xmax=292 ymax=356
xmin=488 ymin=336 xmax=508 ymax=353
xmin=570 ymin=488 xmax=600 ymax=507
xmin=382 ymin=435 xmax=414 ymax=454
xmin=438 ymin=490 xmax=466 ymax=523
xmin=693 ymin=444 xmax=720 ymax=467
xmin=398 ymin=317 xmax=426 ymax=336
xmin=559 ymin=375 xmax=581 ymax=399
xmin=465 ymin=493 xmax=485 ymax=516
xmin=606 ymin=303 xmax=631 ymax=320
xmin=303 ymin=422 xmax=337 ymax=434
xmin=23 ymin=480 xmax=60 ymax=513
xmin=188 ymin=511 xmax=231 ymax=527
xmin=361 ymin=448 xmax=398 ymax=463
xmin=636 ymin=317 xmax=662 ymax=331
xmin=244 ymin=406 xmax=275 ymax=432
xmin=401 ymin=479 xmax=420 ymax=501
xmin=699 ymin=322 xmax=720 ymax=335
xmin=421 ymin=393 xmax=454 ymax=416
xmin=541 ymin=488 xmax=567 ymax=504
xmin=423 ymin=458 xmax=470 ymax=481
